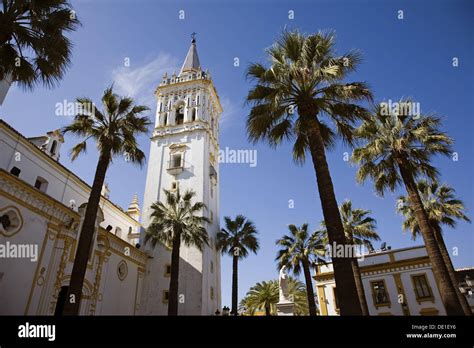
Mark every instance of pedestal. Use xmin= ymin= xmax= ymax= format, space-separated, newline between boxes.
xmin=276 ymin=301 xmax=295 ymax=316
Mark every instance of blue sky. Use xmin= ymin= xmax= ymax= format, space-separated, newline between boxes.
xmin=1 ymin=0 xmax=473 ymax=307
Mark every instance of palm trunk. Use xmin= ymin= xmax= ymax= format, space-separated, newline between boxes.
xmin=305 ymin=115 xmax=362 ymax=315
xmin=348 ymin=234 xmax=369 ymax=315
xmin=231 ymin=253 xmax=238 ymax=316
xmin=302 ymin=259 xmax=317 ymax=316
xmin=433 ymin=228 xmax=472 ymax=315
xmin=397 ymin=158 xmax=464 ymax=315
xmin=62 ymin=151 xmax=110 ymax=315
xmin=168 ymin=230 xmax=181 ymax=316
xmin=265 ymin=304 xmax=271 ymax=316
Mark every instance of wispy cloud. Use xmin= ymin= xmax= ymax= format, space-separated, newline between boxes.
xmin=220 ymin=96 xmax=243 ymax=128
xmin=111 ymin=54 xmax=179 ymax=107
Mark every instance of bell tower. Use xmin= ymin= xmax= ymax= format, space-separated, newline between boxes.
xmin=140 ymin=35 xmax=222 ymax=315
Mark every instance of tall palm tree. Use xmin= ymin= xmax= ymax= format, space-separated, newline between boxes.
xmin=0 ymin=0 xmax=80 ymax=93
xmin=216 ymin=215 xmax=259 ymax=316
xmin=144 ymin=188 xmax=210 ymax=316
xmin=240 ymin=278 xmax=310 ymax=316
xmin=242 ymin=280 xmax=279 ymax=316
xmin=397 ymin=179 xmax=471 ymax=315
xmin=319 ymin=200 xmax=380 ymax=315
xmin=61 ymin=86 xmax=150 ymax=315
xmin=276 ymin=224 xmax=326 ymax=316
xmin=246 ymin=29 xmax=372 ymax=315
xmin=352 ymin=99 xmax=465 ymax=315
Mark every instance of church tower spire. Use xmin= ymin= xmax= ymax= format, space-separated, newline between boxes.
xmin=179 ymin=33 xmax=201 ymax=75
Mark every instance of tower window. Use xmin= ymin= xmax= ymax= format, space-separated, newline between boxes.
xmin=164 ymin=113 xmax=168 ymax=126
xmin=176 ymin=107 xmax=184 ymax=125
xmin=210 ymin=261 xmax=214 ymax=274
xmin=191 ymin=108 xmax=196 ymax=121
xmin=10 ymin=167 xmax=21 ymax=177
xmin=170 ymin=153 xmax=182 ymax=169
xmin=210 ymin=287 xmax=214 ymax=300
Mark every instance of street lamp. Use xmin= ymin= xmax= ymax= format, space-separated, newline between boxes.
xmin=214 ymin=309 xmax=221 ymax=316
xmin=222 ymin=306 xmax=230 ymax=316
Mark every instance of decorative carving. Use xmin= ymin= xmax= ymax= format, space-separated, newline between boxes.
xmin=117 ymin=260 xmax=128 ymax=281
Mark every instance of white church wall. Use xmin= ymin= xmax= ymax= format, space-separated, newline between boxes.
xmin=0 ymin=122 xmax=141 ymax=247
xmin=0 ymin=122 xmax=146 ymax=316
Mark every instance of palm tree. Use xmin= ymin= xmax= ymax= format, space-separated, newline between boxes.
xmin=276 ymin=224 xmax=326 ymax=316
xmin=397 ymin=179 xmax=471 ymax=315
xmin=240 ymin=278 xmax=310 ymax=316
xmin=61 ymin=86 xmax=150 ymax=315
xmin=242 ymin=280 xmax=279 ymax=316
xmin=246 ymin=29 xmax=373 ymax=315
xmin=0 ymin=0 xmax=80 ymax=94
xmin=319 ymin=200 xmax=380 ymax=315
xmin=144 ymin=188 xmax=210 ymax=316
xmin=216 ymin=215 xmax=259 ymax=316
xmin=352 ymin=99 xmax=465 ymax=315
xmin=284 ymin=277 xmax=311 ymax=315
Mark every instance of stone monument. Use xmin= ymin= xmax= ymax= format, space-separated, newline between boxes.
xmin=276 ymin=266 xmax=295 ymax=316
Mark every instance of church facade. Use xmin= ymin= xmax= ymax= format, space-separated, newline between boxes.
xmin=0 ymin=39 xmax=221 ymax=315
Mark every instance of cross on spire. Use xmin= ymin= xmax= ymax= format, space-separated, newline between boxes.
xmin=191 ymin=32 xmax=197 ymax=43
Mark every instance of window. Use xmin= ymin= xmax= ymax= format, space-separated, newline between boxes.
xmin=191 ymin=108 xmax=196 ymax=121
xmin=370 ymin=280 xmax=390 ymax=306
xmin=210 ymin=261 xmax=214 ymax=274
xmin=0 ymin=207 xmax=22 ymax=236
xmin=164 ymin=264 xmax=171 ymax=277
xmin=170 ymin=153 xmax=182 ymax=169
xmin=210 ymin=211 xmax=213 ymax=222
xmin=34 ymin=176 xmax=48 ymax=193
xmin=164 ymin=113 xmax=168 ymax=126
xmin=115 ymin=227 xmax=122 ymax=239
xmin=50 ymin=140 xmax=57 ymax=155
xmin=171 ymin=181 xmax=178 ymax=191
xmin=210 ymin=287 xmax=214 ymax=300
xmin=176 ymin=107 xmax=184 ymax=125
xmin=332 ymin=287 xmax=339 ymax=311
xmin=10 ymin=166 xmax=21 ymax=177
xmin=412 ymin=274 xmax=433 ymax=301
xmin=162 ymin=290 xmax=169 ymax=303
xmin=210 ymin=183 xmax=213 ymax=198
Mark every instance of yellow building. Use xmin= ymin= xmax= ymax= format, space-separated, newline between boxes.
xmin=314 ymin=245 xmax=473 ymax=316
